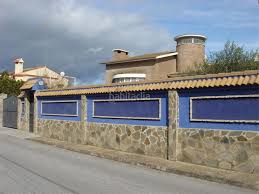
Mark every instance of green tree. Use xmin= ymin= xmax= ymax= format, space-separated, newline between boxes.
xmin=190 ymin=41 xmax=259 ymax=74
xmin=0 ymin=71 xmax=24 ymax=96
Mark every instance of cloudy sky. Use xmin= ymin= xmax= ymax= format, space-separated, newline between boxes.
xmin=0 ymin=0 xmax=258 ymax=84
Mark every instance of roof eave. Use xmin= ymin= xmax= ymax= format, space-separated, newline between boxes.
xmin=100 ymin=52 xmax=177 ymax=65
xmin=100 ymin=57 xmax=156 ymax=65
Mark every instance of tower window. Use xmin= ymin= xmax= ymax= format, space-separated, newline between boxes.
xmin=193 ymin=38 xmax=205 ymax=44
xmin=177 ymin=38 xmax=205 ymax=45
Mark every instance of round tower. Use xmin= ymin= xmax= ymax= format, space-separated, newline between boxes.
xmin=174 ymin=34 xmax=207 ymax=73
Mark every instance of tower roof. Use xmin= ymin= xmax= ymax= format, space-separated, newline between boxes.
xmin=174 ymin=34 xmax=207 ymax=41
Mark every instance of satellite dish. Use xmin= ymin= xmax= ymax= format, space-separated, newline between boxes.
xmin=38 ymin=81 xmax=44 ymax=86
xmin=60 ymin=72 xmax=65 ymax=77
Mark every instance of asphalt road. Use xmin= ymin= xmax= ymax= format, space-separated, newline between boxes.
xmin=0 ymin=127 xmax=257 ymax=194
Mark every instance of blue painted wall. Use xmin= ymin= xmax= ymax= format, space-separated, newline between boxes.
xmin=178 ymin=86 xmax=259 ymax=131
xmin=87 ymin=91 xmax=168 ymax=126
xmin=38 ymin=95 xmax=81 ymax=121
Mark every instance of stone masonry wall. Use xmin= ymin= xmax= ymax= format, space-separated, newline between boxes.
xmin=37 ymin=119 xmax=84 ymax=144
xmin=37 ymin=118 xmax=167 ymax=158
xmin=177 ymin=128 xmax=259 ymax=174
xmin=19 ymin=117 xmax=28 ymax=131
xmin=35 ymin=90 xmax=259 ymax=175
xmin=85 ymin=123 xmax=168 ymax=158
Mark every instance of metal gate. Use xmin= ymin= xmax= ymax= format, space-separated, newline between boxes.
xmin=29 ymin=102 xmax=34 ymax=132
xmin=3 ymin=96 xmax=18 ymax=128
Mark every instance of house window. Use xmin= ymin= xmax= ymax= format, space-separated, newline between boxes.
xmin=112 ymin=73 xmax=146 ymax=83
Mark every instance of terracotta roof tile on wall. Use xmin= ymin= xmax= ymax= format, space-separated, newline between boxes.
xmin=36 ymin=70 xmax=259 ymax=97
xmin=20 ymin=79 xmax=39 ymax=90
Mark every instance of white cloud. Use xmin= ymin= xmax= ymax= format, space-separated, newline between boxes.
xmin=0 ymin=0 xmax=171 ymax=83
xmin=85 ymin=48 xmax=104 ymax=55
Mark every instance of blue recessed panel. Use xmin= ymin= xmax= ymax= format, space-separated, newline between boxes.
xmin=179 ymin=86 xmax=259 ymax=131
xmin=191 ymin=96 xmax=259 ymax=122
xmin=87 ymin=91 xmax=168 ymax=126
xmin=93 ymin=99 xmax=160 ymax=119
xmin=41 ymin=101 xmax=78 ymax=116
xmin=38 ymin=96 xmax=81 ymax=121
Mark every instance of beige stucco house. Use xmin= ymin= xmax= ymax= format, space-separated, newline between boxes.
xmin=9 ymin=58 xmax=69 ymax=88
xmin=102 ymin=34 xmax=207 ymax=84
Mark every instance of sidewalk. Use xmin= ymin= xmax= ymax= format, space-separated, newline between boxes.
xmin=28 ymin=136 xmax=259 ymax=191
xmin=0 ymin=127 xmax=39 ymax=139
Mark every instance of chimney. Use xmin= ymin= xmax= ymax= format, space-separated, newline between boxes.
xmin=112 ymin=49 xmax=129 ymax=61
xmin=14 ymin=58 xmax=24 ymax=74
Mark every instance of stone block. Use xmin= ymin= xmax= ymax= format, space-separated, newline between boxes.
xmin=206 ymin=160 xmax=218 ymax=168
xmin=134 ymin=126 xmax=141 ymax=131
xmin=245 ymin=132 xmax=258 ymax=139
xmin=220 ymin=136 xmax=229 ymax=144
xmin=219 ymin=161 xmax=232 ymax=170
xmin=221 ymin=131 xmax=229 ymax=136
xmin=115 ymin=127 xmax=121 ymax=135
xmin=144 ymin=138 xmax=150 ymax=145
xmin=126 ymin=126 xmax=132 ymax=136
xmin=149 ymin=136 xmax=157 ymax=144
xmin=132 ymin=131 xmax=140 ymax=140
xmin=182 ymin=147 xmax=206 ymax=165
xmin=204 ymin=130 xmax=214 ymax=137
xmin=235 ymin=149 xmax=249 ymax=164
xmin=229 ymin=131 xmax=242 ymax=137
xmin=233 ymin=160 xmax=255 ymax=174
xmin=218 ymin=152 xmax=234 ymax=163
xmin=237 ymin=135 xmax=248 ymax=141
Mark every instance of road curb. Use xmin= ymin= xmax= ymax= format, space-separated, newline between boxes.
xmin=27 ymin=137 xmax=259 ymax=191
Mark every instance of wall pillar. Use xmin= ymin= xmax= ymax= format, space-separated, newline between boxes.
xmin=0 ymin=94 xmax=7 ymax=127
xmin=17 ymin=97 xmax=21 ymax=129
xmin=33 ymin=92 xmax=38 ymax=134
xmin=18 ymin=93 xmax=30 ymax=131
xmin=25 ymin=93 xmax=30 ymax=131
xmin=168 ymin=90 xmax=180 ymax=160
xmin=81 ymin=95 xmax=87 ymax=143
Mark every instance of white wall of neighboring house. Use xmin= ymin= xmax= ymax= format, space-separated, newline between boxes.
xmin=11 ymin=58 xmax=71 ymax=88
